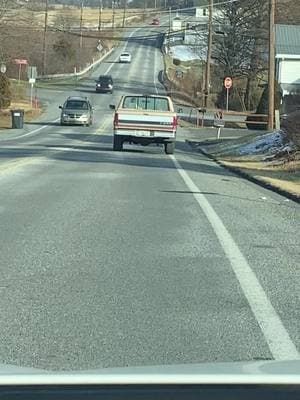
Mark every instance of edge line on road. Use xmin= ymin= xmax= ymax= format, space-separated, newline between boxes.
xmin=170 ymin=154 xmax=300 ymax=361
xmin=2 ymin=118 xmax=60 ymax=141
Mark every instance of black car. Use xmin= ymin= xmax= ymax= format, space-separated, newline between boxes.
xmin=95 ymin=75 xmax=114 ymax=93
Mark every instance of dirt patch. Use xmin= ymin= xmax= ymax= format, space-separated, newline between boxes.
xmin=221 ymin=158 xmax=300 ymax=198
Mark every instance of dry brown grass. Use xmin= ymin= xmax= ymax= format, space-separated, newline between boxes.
xmin=7 ymin=6 xmax=143 ymax=26
xmin=3 ymin=6 xmax=143 ymax=77
xmin=221 ymin=158 xmax=300 ymax=197
xmin=0 ymin=100 xmax=41 ymax=130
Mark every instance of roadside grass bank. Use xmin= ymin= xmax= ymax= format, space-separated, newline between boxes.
xmin=0 ymin=80 xmax=42 ymax=130
xmin=189 ymin=130 xmax=300 ymax=201
xmin=0 ymin=101 xmax=42 ymax=130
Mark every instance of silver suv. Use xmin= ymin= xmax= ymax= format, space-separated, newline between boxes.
xmin=59 ymin=96 xmax=93 ymax=126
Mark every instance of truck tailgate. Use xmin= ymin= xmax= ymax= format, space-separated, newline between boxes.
xmin=115 ymin=110 xmax=177 ymax=131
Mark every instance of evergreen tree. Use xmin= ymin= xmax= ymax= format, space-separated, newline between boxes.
xmin=0 ymin=73 xmax=11 ymax=109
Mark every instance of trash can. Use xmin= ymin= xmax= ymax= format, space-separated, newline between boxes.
xmin=11 ymin=109 xmax=24 ymax=129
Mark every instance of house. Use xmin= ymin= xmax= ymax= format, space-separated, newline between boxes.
xmin=171 ymin=17 xmax=183 ymax=32
xmin=276 ymin=24 xmax=300 ymax=98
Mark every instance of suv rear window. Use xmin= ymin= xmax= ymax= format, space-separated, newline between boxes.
xmin=122 ymin=96 xmax=169 ymax=111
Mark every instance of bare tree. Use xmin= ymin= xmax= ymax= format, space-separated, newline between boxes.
xmin=213 ymin=0 xmax=268 ymax=110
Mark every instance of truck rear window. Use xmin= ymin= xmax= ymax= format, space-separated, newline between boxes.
xmin=122 ymin=96 xmax=170 ymax=111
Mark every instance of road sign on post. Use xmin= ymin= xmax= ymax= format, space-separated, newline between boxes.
xmin=15 ymin=59 xmax=28 ymax=65
xmin=224 ymin=77 xmax=232 ymax=111
xmin=15 ymin=59 xmax=28 ymax=84
xmin=224 ymin=77 xmax=232 ymax=89
xmin=27 ymin=66 xmax=37 ymax=109
xmin=27 ymin=66 xmax=37 ymax=80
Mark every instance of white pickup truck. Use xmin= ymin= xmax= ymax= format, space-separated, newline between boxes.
xmin=109 ymin=94 xmax=178 ymax=154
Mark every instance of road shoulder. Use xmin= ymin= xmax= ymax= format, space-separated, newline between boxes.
xmin=185 ymin=130 xmax=300 ymax=203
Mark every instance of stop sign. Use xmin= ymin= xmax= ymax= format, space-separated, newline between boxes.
xmin=224 ymin=77 xmax=233 ymax=89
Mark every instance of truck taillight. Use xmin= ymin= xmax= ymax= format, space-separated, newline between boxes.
xmin=172 ymin=116 xmax=178 ymax=129
xmin=114 ymin=113 xmax=119 ymax=127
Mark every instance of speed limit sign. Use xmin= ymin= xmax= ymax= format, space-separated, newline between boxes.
xmin=224 ymin=77 xmax=232 ymax=89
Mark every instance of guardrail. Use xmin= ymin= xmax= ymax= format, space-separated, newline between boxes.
xmin=37 ymin=47 xmax=114 ymax=81
xmin=222 ymin=111 xmax=269 ymax=127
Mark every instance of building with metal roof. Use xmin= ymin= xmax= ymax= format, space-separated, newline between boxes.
xmin=276 ymin=24 xmax=300 ymax=99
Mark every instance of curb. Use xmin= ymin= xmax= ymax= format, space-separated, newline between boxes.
xmin=192 ymin=143 xmax=300 ymax=204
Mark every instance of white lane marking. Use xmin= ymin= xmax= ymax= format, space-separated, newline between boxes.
xmin=170 ymin=155 xmax=300 ymax=361
xmin=2 ymin=118 xmax=60 ymax=141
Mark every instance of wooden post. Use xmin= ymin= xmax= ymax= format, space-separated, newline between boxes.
xmin=98 ymin=0 xmax=102 ymax=31
xmin=268 ymin=0 xmax=275 ymax=130
xmin=42 ymin=0 xmax=48 ymax=75
xmin=79 ymin=1 xmax=84 ymax=50
xmin=122 ymin=0 xmax=127 ymax=28
xmin=204 ymin=0 xmax=213 ymax=107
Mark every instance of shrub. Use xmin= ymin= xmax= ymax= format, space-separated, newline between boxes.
xmin=0 ymin=73 xmax=12 ymax=109
xmin=246 ymin=81 xmax=282 ymax=130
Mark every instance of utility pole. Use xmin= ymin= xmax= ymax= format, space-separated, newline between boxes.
xmin=112 ymin=0 xmax=115 ymax=30
xmin=79 ymin=0 xmax=84 ymax=50
xmin=122 ymin=0 xmax=127 ymax=28
xmin=143 ymin=0 xmax=147 ymax=21
xmin=42 ymin=0 xmax=48 ymax=75
xmin=204 ymin=0 xmax=213 ymax=107
xmin=98 ymin=0 xmax=102 ymax=31
xmin=268 ymin=0 xmax=275 ymax=130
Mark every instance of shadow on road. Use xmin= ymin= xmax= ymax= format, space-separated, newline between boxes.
xmin=25 ymin=122 xmax=61 ymax=127
xmin=0 ymin=133 xmax=233 ymax=178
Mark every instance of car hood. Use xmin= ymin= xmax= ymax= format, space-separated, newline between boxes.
xmin=97 ymin=82 xmax=111 ymax=86
xmin=62 ymin=109 xmax=88 ymax=114
xmin=0 ymin=360 xmax=300 ymax=384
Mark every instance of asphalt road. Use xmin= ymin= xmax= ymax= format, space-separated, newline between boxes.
xmin=0 ymin=22 xmax=299 ymax=372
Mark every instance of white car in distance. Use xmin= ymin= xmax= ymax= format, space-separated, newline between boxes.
xmin=119 ymin=52 xmax=132 ymax=63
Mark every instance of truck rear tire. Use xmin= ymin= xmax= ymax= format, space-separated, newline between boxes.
xmin=164 ymin=142 xmax=175 ymax=155
xmin=113 ymin=135 xmax=123 ymax=151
